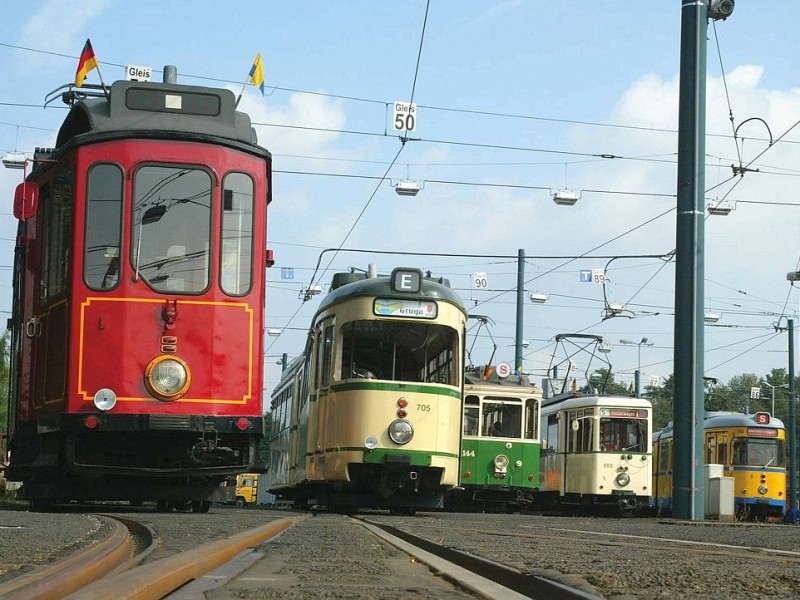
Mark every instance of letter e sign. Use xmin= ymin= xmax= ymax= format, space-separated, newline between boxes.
xmin=391 ymin=268 xmax=422 ymax=293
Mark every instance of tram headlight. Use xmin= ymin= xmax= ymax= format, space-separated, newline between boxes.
xmin=758 ymin=484 xmax=768 ymax=495
xmin=144 ymin=355 xmax=191 ymax=400
xmin=365 ymin=435 xmax=378 ymax=450
xmin=93 ymin=388 xmax=117 ymax=411
xmin=615 ymin=472 xmax=631 ymax=487
xmin=494 ymin=454 xmax=509 ymax=472
xmin=388 ymin=419 xmax=414 ymax=445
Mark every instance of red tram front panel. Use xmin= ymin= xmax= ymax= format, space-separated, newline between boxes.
xmin=77 ymin=298 xmax=256 ymax=410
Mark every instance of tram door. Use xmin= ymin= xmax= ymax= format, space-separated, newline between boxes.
xmin=26 ymin=171 xmax=73 ymax=413
xmin=564 ymin=409 xmax=593 ymax=493
xmin=705 ymin=431 xmax=728 ymax=467
xmin=312 ymin=320 xmax=334 ymax=480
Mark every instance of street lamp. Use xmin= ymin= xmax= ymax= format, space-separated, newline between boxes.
xmin=619 ymin=337 xmax=654 ymax=398
xmin=763 ymin=382 xmax=789 ymax=416
xmin=552 ymin=188 xmax=580 ymax=206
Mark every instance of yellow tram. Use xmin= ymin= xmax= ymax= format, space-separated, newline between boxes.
xmin=653 ymin=411 xmax=787 ymax=520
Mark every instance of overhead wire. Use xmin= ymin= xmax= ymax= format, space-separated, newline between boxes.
xmin=3 ymin=34 xmax=797 ymax=379
xmin=266 ymin=0 xmax=431 ymax=354
xmin=1 ymin=40 xmax=797 ymax=147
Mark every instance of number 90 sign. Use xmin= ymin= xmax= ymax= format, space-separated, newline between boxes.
xmin=393 ymin=101 xmax=416 ymax=132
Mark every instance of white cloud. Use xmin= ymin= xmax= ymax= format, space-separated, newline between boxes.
xmin=17 ymin=0 xmax=113 ymax=53
xmin=239 ymin=90 xmax=346 ymax=157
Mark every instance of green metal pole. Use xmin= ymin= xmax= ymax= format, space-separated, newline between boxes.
xmin=789 ymin=319 xmax=798 ymax=514
xmin=673 ymin=0 xmax=708 ymax=520
xmin=515 ymin=249 xmax=525 ymax=374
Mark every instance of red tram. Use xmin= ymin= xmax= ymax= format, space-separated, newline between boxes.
xmin=4 ymin=67 xmax=272 ymax=510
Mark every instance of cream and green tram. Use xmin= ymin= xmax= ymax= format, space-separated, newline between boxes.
xmin=267 ymin=267 xmax=466 ymax=514
xmin=536 ymin=393 xmax=652 ymax=514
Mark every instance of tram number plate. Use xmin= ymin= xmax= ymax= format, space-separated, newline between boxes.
xmin=462 ymin=450 xmax=476 ymax=457
xmin=416 ymin=404 xmax=430 ymax=412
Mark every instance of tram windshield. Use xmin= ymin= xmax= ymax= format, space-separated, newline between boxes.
xmin=731 ymin=437 xmax=785 ymax=467
xmin=132 ymin=166 xmax=212 ymax=294
xmin=482 ymin=399 xmax=522 ymax=438
xmin=599 ymin=415 xmax=647 ymax=452
xmin=339 ymin=320 xmax=458 ymax=385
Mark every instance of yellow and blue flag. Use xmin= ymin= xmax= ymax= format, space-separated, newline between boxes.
xmin=249 ymin=53 xmax=265 ymax=95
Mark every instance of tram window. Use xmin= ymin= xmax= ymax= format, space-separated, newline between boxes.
xmin=600 ymin=416 xmax=647 ymax=452
xmin=732 ymin=439 xmax=746 ymax=465
xmin=312 ymin=330 xmax=322 ymax=390
xmin=299 ymin=352 xmax=312 ymax=410
xmin=220 ymin=173 xmax=254 ymax=296
xmin=546 ymin=414 xmax=559 ymax=452
xmin=464 ymin=395 xmax=479 ymax=435
xmin=706 ymin=437 xmax=716 ymax=465
xmin=718 ymin=441 xmax=728 ymax=465
xmin=338 ymin=321 xmax=457 ymax=385
xmin=132 ymin=166 xmax=211 ymax=294
xmin=524 ymin=398 xmax=539 ymax=439
xmin=39 ymin=169 xmax=74 ymax=304
xmin=568 ymin=411 xmax=592 ymax=453
xmin=658 ymin=440 xmax=670 ymax=471
xmin=482 ymin=400 xmax=521 ymax=438
xmin=463 ymin=401 xmax=479 ymax=436
xmin=85 ymin=164 xmax=123 ymax=291
xmin=733 ymin=438 xmax=785 ymax=467
xmin=320 ymin=325 xmax=334 ymax=387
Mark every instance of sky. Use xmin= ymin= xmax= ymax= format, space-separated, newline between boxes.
xmin=3 ymin=1 xmax=800 ymax=406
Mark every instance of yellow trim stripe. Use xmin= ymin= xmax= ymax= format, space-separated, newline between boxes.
xmin=78 ymin=297 xmax=255 ymax=404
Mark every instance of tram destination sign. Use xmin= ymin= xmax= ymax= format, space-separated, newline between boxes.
xmin=747 ymin=428 xmax=778 ymax=438
xmin=373 ymin=298 xmax=437 ymax=319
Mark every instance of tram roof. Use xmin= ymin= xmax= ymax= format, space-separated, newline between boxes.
xmin=464 ymin=370 xmax=538 ymax=390
xmin=540 ymin=392 xmax=651 ymax=412
xmin=316 ymin=271 xmax=465 ymax=313
xmin=704 ymin=411 xmax=785 ymax=429
xmin=653 ymin=411 xmax=786 ymax=440
xmin=53 ymin=80 xmax=269 ymax=157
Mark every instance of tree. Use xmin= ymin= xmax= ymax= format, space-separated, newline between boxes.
xmin=761 ymin=368 xmax=789 ymax=419
xmin=581 ymin=368 xmax=629 ymax=396
xmin=706 ymin=373 xmax=760 ymax=413
xmin=645 ymin=373 xmax=674 ymax=431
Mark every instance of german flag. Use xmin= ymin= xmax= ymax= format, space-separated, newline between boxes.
xmin=74 ymin=39 xmax=98 ymax=87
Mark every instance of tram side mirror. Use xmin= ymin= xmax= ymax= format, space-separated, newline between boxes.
xmin=13 ymin=181 xmax=39 ymax=220
xmin=571 ymin=420 xmax=580 ymax=432
xmin=142 ymin=205 xmax=167 ymax=224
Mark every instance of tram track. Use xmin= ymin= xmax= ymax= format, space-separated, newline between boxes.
xmin=0 ymin=513 xmax=304 ymax=600
xmin=525 ymin=523 xmax=800 ymax=563
xmin=3 ymin=509 xmax=601 ymax=599
xmin=355 ymin=517 xmax=601 ymax=599
xmin=4 ymin=509 xmax=799 ymax=599
xmin=64 ymin=514 xmax=305 ymax=599
xmin=378 ymin=518 xmax=800 ymax=565
xmin=0 ymin=514 xmax=156 ymax=599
